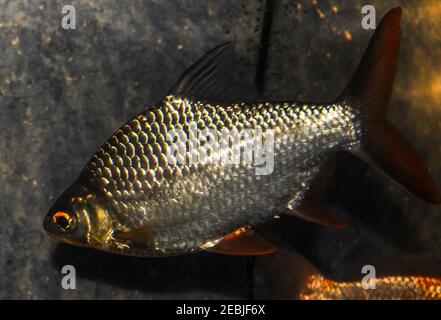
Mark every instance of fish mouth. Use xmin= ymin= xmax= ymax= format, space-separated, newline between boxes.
xmin=43 ymin=213 xmax=56 ymax=234
xmin=42 ymin=217 xmax=66 ymax=242
xmin=42 ymin=219 xmax=86 ymax=248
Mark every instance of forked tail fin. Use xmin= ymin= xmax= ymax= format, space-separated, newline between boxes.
xmin=339 ymin=7 xmax=440 ymax=204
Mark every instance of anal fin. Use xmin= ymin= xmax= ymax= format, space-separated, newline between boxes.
xmin=284 ymin=159 xmax=346 ymax=228
xmin=202 ymin=227 xmax=276 ymax=256
xmin=285 ymin=202 xmax=346 ymax=228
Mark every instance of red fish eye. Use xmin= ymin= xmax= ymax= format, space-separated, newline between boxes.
xmin=52 ymin=211 xmax=72 ymax=230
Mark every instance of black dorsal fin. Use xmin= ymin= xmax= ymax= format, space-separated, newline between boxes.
xmin=169 ymin=42 xmax=257 ymax=102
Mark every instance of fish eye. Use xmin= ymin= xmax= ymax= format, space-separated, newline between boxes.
xmin=52 ymin=211 xmax=74 ymax=231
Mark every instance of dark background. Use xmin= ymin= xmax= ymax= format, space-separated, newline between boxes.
xmin=1 ymin=0 xmax=441 ymax=299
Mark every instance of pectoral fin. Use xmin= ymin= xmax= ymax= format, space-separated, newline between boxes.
xmin=202 ymin=227 xmax=276 ymax=256
xmin=113 ymin=224 xmax=155 ymax=248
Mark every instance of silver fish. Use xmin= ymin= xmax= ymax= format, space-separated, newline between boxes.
xmin=44 ymin=7 xmax=440 ymax=257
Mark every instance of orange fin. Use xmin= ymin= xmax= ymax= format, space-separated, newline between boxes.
xmin=113 ymin=224 xmax=155 ymax=248
xmin=338 ymin=7 xmax=441 ymax=204
xmin=203 ymin=227 xmax=276 ymax=256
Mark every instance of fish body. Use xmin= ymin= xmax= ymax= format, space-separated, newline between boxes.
xmin=77 ymin=97 xmax=359 ymax=256
xmin=44 ymin=8 xmax=440 ymax=257
xmin=300 ymin=275 xmax=441 ymax=300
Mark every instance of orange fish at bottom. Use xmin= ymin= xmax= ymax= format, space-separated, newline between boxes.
xmin=299 ymin=275 xmax=441 ymax=300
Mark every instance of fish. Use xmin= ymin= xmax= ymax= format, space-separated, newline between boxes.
xmin=43 ymin=7 xmax=440 ymax=257
xmin=259 ymin=248 xmax=441 ymax=300
xmin=299 ymin=275 xmax=441 ymax=300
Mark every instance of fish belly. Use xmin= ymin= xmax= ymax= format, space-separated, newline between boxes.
xmin=127 ymin=148 xmax=321 ymax=256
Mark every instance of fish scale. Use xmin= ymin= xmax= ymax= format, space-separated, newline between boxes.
xmin=80 ymin=95 xmax=360 ymax=255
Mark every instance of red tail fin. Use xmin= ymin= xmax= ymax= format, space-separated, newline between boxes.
xmin=340 ymin=7 xmax=440 ymax=204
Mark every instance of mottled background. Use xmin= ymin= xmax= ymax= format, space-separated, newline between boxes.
xmin=1 ymin=0 xmax=440 ymax=299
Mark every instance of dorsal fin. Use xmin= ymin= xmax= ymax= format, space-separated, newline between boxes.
xmin=169 ymin=42 xmax=257 ymax=102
